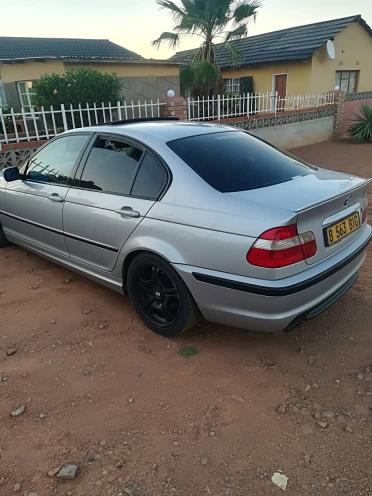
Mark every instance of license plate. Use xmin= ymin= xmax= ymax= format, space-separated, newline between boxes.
xmin=324 ymin=212 xmax=361 ymax=247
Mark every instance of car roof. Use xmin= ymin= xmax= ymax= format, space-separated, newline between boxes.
xmin=67 ymin=121 xmax=236 ymax=143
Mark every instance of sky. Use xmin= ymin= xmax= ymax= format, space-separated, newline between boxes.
xmin=1 ymin=0 xmax=371 ymax=59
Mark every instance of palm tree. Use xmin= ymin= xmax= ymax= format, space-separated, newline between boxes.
xmin=153 ymin=0 xmax=260 ymax=94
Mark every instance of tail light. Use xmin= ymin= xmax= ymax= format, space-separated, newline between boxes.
xmin=247 ymin=224 xmax=317 ymax=268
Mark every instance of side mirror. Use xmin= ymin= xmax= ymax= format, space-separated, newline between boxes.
xmin=3 ymin=166 xmax=21 ymax=182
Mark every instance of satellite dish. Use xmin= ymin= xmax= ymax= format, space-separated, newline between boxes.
xmin=326 ymin=40 xmax=336 ymax=60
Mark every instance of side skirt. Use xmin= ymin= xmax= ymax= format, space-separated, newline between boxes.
xmin=5 ymin=232 xmax=124 ymax=294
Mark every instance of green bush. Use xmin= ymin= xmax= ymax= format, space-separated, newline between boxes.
xmin=33 ymin=68 xmax=122 ymax=107
xmin=348 ymin=104 xmax=372 ymax=143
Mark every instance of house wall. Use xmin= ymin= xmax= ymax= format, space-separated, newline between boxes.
xmin=221 ymin=21 xmax=372 ymax=96
xmin=0 ymin=60 xmax=181 ymax=109
xmin=64 ymin=62 xmax=180 ymax=102
xmin=0 ymin=60 xmax=65 ymax=83
xmin=0 ymin=60 xmax=66 ymax=108
xmin=221 ymin=61 xmax=313 ymax=94
xmin=311 ymin=22 xmax=372 ymax=92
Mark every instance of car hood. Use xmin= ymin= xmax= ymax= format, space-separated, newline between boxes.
xmin=227 ymin=168 xmax=368 ymax=213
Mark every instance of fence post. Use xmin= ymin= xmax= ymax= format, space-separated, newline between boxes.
xmin=10 ymin=108 xmax=19 ymax=143
xmin=0 ymin=107 xmax=9 ymax=145
xmin=217 ymin=94 xmax=221 ymax=123
xmin=333 ymin=90 xmax=346 ymax=139
xmin=60 ymin=104 xmax=68 ymax=132
xmin=117 ymin=101 xmax=122 ymax=120
xmin=160 ymin=96 xmax=188 ymax=121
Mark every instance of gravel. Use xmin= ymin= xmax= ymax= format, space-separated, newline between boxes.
xmin=57 ymin=464 xmax=79 ymax=480
xmin=10 ymin=406 xmax=26 ymax=417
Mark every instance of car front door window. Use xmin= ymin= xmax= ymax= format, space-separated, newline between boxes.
xmin=26 ymin=134 xmax=90 ymax=185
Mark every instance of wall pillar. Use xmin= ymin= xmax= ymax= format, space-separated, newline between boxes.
xmin=333 ymin=90 xmax=346 ymax=139
xmin=160 ymin=96 xmax=188 ymax=121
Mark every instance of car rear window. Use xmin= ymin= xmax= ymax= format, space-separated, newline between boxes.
xmin=167 ymin=131 xmax=312 ymax=193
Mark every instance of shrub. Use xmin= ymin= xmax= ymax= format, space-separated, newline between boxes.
xmin=33 ymin=68 xmax=122 ymax=107
xmin=348 ymin=104 xmax=372 ymax=143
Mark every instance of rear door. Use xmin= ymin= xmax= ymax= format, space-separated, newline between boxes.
xmin=63 ymin=134 xmax=168 ymax=271
xmin=1 ymin=133 xmax=90 ymax=255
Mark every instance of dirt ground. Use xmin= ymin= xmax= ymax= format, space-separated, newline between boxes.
xmin=0 ymin=140 xmax=371 ymax=496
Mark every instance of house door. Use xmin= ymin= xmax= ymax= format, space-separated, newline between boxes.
xmin=274 ymin=74 xmax=287 ymax=111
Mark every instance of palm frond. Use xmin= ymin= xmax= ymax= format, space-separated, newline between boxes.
xmin=174 ymin=15 xmax=201 ymax=33
xmin=222 ymin=41 xmax=243 ymax=66
xmin=348 ymin=104 xmax=372 ymax=143
xmin=152 ymin=32 xmax=180 ymax=48
xmin=225 ymin=24 xmax=247 ymax=41
xmin=233 ymin=1 xmax=261 ymax=23
xmin=181 ymin=60 xmax=221 ymax=97
xmin=157 ymin=0 xmax=185 ymax=18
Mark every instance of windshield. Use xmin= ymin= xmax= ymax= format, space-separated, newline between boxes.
xmin=167 ymin=131 xmax=313 ymax=193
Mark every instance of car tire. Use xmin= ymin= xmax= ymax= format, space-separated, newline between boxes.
xmin=127 ymin=252 xmax=202 ymax=337
xmin=0 ymin=223 xmax=10 ymax=247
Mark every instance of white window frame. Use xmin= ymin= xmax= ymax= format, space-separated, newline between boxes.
xmin=17 ymin=81 xmax=36 ymax=110
xmin=335 ymin=71 xmax=359 ymax=93
xmin=223 ymin=78 xmax=241 ymax=95
xmin=0 ymin=82 xmax=7 ymax=108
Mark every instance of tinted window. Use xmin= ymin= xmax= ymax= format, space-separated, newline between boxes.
xmin=131 ymin=153 xmax=167 ymax=199
xmin=167 ymin=131 xmax=312 ymax=193
xmin=26 ymin=134 xmax=88 ymax=185
xmin=80 ymin=137 xmax=142 ymax=194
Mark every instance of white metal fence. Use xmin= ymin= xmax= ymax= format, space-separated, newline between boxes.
xmin=0 ymin=92 xmax=337 ymax=144
xmin=0 ymin=100 xmax=163 ymax=144
xmin=187 ymin=91 xmax=336 ymax=122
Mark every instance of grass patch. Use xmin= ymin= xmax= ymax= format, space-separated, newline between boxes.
xmin=178 ymin=346 xmax=199 ymax=358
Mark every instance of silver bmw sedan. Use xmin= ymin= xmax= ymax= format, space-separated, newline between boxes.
xmin=0 ymin=120 xmax=370 ymax=337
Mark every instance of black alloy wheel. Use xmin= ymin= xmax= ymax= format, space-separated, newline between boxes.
xmin=127 ymin=253 xmax=201 ymax=337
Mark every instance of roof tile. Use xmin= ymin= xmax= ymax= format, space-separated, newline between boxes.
xmin=0 ymin=37 xmax=143 ymax=62
xmin=170 ymin=15 xmax=371 ymax=68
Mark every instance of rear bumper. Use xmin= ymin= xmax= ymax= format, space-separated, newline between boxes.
xmin=173 ymin=226 xmax=371 ymax=332
xmin=285 ymin=272 xmax=358 ymax=331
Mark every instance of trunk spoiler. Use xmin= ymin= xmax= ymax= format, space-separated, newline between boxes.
xmin=296 ymin=177 xmax=372 ymax=214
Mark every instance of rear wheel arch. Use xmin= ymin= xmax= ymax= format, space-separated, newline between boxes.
xmin=121 ymin=237 xmax=187 ymax=291
xmin=122 ymin=249 xmax=173 ymax=292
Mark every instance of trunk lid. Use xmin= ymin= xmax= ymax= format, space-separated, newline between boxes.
xmin=229 ymin=168 xmax=370 ymax=264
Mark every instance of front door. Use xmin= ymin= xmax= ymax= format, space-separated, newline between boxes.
xmin=63 ymin=135 xmax=168 ymax=272
xmin=1 ymin=134 xmax=90 ymax=255
xmin=274 ymin=74 xmax=288 ymax=111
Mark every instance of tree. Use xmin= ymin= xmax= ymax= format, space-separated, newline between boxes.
xmin=153 ymin=0 xmax=260 ymax=95
xmin=33 ymin=68 xmax=122 ymax=107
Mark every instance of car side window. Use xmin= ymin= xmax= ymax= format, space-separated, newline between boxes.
xmin=78 ymin=137 xmax=143 ymax=195
xmin=25 ymin=135 xmax=89 ymax=185
xmin=131 ymin=152 xmax=167 ymax=200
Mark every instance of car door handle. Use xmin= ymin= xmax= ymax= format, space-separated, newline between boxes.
xmin=48 ymin=193 xmax=64 ymax=203
xmin=115 ymin=206 xmax=141 ymax=218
